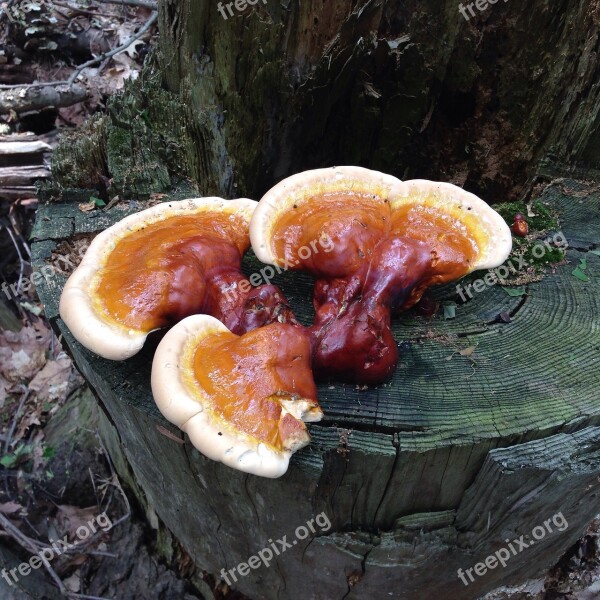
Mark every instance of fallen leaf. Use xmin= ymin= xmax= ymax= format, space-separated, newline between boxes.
xmin=0 ymin=501 xmax=23 ymax=515
xmin=459 ymin=346 xmax=476 ymax=357
xmin=63 ymin=573 xmax=81 ymax=593
xmin=572 ymin=268 xmax=590 ymax=282
xmin=56 ymin=505 xmax=100 ymax=539
xmin=0 ymin=325 xmax=50 ymax=382
xmin=28 ymin=357 xmax=72 ymax=402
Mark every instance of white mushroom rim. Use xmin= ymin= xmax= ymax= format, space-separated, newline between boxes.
xmin=59 ymin=197 xmax=257 ymax=361
xmin=250 ymin=165 xmax=404 ymax=266
xmin=250 ymin=167 xmax=512 ymax=273
xmin=392 ymin=180 xmax=513 ymax=272
xmin=151 ymin=314 xmax=322 ymax=478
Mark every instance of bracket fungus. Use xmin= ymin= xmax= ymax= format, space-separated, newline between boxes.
xmin=59 ymin=198 xmax=295 ymax=360
xmin=58 ymin=169 xmax=512 ymax=477
xmin=251 ymin=167 xmax=512 ymax=383
xmin=151 ymin=315 xmax=322 ymax=478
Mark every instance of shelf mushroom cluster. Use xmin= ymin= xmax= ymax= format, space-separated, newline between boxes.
xmin=59 ymin=167 xmax=512 ymax=477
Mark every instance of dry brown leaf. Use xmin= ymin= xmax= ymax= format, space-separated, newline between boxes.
xmin=56 ymin=505 xmax=99 ymax=539
xmin=0 ymin=325 xmax=50 ymax=382
xmin=459 ymin=346 xmax=477 ymax=357
xmin=14 ymin=410 xmax=41 ymax=444
xmin=78 ymin=202 xmax=95 ymax=212
xmin=0 ymin=501 xmax=23 ymax=515
xmin=0 ymin=373 xmax=12 ymax=408
xmin=28 ymin=356 xmax=72 ymax=402
xmin=31 ymin=429 xmax=46 ymax=471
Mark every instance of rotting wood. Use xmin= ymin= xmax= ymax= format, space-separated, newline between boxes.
xmin=0 ymin=166 xmax=50 ymax=186
xmin=31 ymin=177 xmax=600 ymax=600
xmin=0 ymin=84 xmax=87 ymax=114
xmin=158 ymin=0 xmax=600 ymax=201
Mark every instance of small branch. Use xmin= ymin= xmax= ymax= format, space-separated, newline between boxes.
xmin=2 ymin=403 xmax=22 ymax=459
xmin=66 ymin=10 xmax=157 ymax=87
xmin=0 ymin=10 xmax=158 ymax=90
xmin=0 ymin=84 xmax=88 ymax=114
xmin=0 ymin=513 xmax=67 ymax=595
xmin=96 ymin=0 xmax=157 ymax=8
xmin=1 ymin=223 xmax=27 ymax=294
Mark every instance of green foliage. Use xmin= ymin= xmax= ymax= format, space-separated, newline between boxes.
xmin=572 ymin=257 xmax=590 ymax=282
xmin=502 ymin=286 xmax=527 ymax=297
xmin=0 ymin=443 xmax=33 ymax=468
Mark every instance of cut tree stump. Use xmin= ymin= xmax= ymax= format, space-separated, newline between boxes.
xmin=32 ymin=176 xmax=600 ymax=600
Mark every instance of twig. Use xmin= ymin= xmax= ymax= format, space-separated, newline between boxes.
xmin=67 ymin=594 xmax=113 ymax=600
xmin=4 ymin=388 xmax=30 ymax=455
xmin=93 ymin=430 xmax=131 ymax=526
xmin=51 ymin=1 xmax=110 ymax=18
xmin=0 ymin=10 xmax=158 ymax=90
xmin=0 ymin=512 xmax=67 ymax=595
xmin=96 ymin=0 xmax=157 ymax=9
xmin=1 ymin=221 xmax=28 ymax=294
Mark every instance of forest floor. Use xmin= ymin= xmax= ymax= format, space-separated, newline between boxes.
xmin=0 ymin=1 xmax=599 ymax=599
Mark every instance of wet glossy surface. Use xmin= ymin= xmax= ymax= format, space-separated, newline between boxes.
xmin=192 ymin=324 xmax=316 ymax=451
xmin=95 ymin=213 xmax=295 ymax=335
xmin=272 ymin=191 xmax=391 ymax=278
xmin=272 ymin=191 xmax=478 ymax=383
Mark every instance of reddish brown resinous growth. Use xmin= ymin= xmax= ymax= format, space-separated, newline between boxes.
xmin=95 ymin=213 xmax=295 ymax=337
xmin=307 ymin=236 xmax=434 ymax=383
xmin=250 ymin=169 xmax=513 ymax=385
xmin=511 ymin=213 xmax=529 ymax=237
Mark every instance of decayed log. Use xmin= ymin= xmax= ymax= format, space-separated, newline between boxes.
xmin=31 ymin=176 xmax=600 ymax=600
xmin=0 ymin=141 xmax=52 ymax=156
xmin=0 ymin=166 xmax=50 ymax=186
xmin=0 ymin=136 xmax=52 ymax=194
xmin=0 ymin=84 xmax=87 ymax=114
xmin=0 ymin=186 xmax=37 ymax=200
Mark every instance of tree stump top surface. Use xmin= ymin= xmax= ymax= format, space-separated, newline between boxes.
xmin=32 ymin=179 xmax=600 ymax=460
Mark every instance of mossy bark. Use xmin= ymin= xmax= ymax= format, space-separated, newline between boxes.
xmin=157 ymin=0 xmax=600 ymax=201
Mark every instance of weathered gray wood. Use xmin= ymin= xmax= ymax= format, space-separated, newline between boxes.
xmin=0 ymin=141 xmax=51 ymax=155
xmin=0 ymin=186 xmax=37 ymax=200
xmin=0 ymin=166 xmax=50 ymax=186
xmin=0 ymin=85 xmax=87 ymax=115
xmin=31 ymin=178 xmax=600 ymax=599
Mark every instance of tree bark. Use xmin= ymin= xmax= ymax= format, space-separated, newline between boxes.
xmin=157 ymin=0 xmax=600 ymax=202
